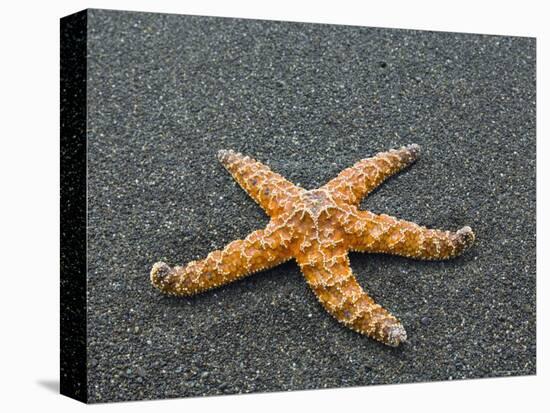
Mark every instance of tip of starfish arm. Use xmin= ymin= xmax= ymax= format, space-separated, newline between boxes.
xmin=217 ymin=149 xmax=237 ymax=163
xmin=456 ymin=226 xmax=475 ymax=248
xmin=150 ymin=261 xmax=172 ymax=287
xmin=405 ymin=143 xmax=421 ymax=158
xmin=385 ymin=323 xmax=408 ymax=347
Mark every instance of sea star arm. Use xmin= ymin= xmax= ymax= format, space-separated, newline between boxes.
xmin=347 ymin=211 xmax=475 ymax=260
xmin=322 ymin=144 xmax=420 ymax=205
xmin=150 ymin=223 xmax=293 ymax=296
xmin=297 ymin=249 xmax=407 ymax=346
xmin=218 ymin=149 xmax=305 ymax=217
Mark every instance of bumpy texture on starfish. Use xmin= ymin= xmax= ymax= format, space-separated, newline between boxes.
xmin=151 ymin=145 xmax=475 ymax=346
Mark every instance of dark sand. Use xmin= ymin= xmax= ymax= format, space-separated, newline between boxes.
xmin=85 ymin=9 xmax=536 ymax=402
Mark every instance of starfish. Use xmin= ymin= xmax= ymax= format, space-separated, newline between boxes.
xmin=151 ymin=144 xmax=475 ymax=346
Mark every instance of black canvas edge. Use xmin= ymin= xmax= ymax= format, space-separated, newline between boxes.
xmin=60 ymin=9 xmax=88 ymax=403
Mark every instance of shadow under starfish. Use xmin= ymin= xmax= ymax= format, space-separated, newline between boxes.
xmin=151 ymin=144 xmax=475 ymax=347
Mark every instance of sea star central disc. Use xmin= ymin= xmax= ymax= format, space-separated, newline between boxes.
xmin=151 ymin=145 xmax=475 ymax=346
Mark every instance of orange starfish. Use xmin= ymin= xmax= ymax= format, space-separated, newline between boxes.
xmin=151 ymin=145 xmax=475 ymax=346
